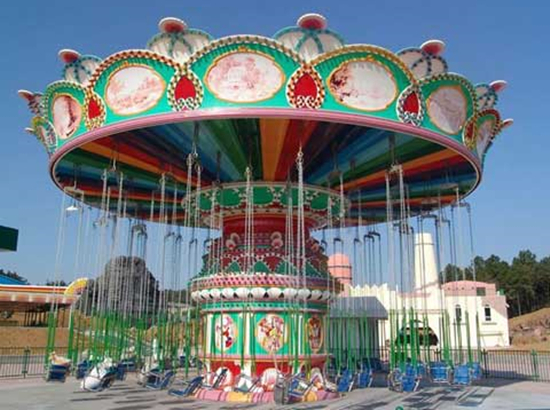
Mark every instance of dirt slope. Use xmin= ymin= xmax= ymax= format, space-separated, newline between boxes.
xmin=509 ymin=307 xmax=550 ymax=350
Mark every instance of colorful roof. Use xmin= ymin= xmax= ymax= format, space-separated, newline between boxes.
xmin=19 ymin=13 xmax=512 ymax=223
xmin=0 ymin=284 xmax=76 ymax=311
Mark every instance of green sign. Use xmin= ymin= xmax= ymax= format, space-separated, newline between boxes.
xmin=0 ymin=226 xmax=18 ymax=252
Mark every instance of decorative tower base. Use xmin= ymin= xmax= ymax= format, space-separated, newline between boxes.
xmin=189 ymin=183 xmax=343 ymax=387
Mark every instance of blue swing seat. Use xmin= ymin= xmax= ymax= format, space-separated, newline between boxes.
xmin=116 ymin=362 xmax=127 ymax=381
xmin=430 ymin=361 xmax=452 ymax=384
xmin=76 ymin=361 xmax=91 ymax=379
xmin=402 ymin=364 xmax=420 ymax=392
xmin=416 ymin=362 xmax=427 ymax=377
xmin=45 ymin=364 xmax=70 ymax=382
xmin=168 ymin=375 xmax=204 ymax=397
xmin=336 ymin=369 xmax=355 ymax=392
xmin=287 ymin=375 xmax=314 ymax=402
xmin=355 ymin=368 xmax=373 ymax=388
xmin=453 ymin=364 xmax=471 ymax=386
xmin=470 ymin=362 xmax=482 ymax=380
xmin=146 ymin=370 xmax=175 ymax=390
xmin=388 ymin=365 xmax=420 ymax=393
xmin=120 ymin=358 xmax=136 ymax=372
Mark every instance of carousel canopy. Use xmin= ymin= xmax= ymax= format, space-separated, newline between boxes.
xmin=19 ymin=13 xmax=512 ymax=223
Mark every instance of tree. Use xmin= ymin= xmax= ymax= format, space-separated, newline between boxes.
xmin=45 ymin=280 xmax=68 ymax=286
xmin=440 ymin=250 xmax=550 ymax=318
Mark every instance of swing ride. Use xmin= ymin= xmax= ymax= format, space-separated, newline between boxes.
xmin=18 ymin=12 xmax=511 ymax=402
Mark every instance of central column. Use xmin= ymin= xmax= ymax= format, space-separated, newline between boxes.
xmin=188 ymin=183 xmax=344 ymax=388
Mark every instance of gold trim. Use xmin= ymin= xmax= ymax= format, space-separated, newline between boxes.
xmin=426 ymin=84 xmax=468 ymax=135
xmin=327 ymin=57 xmax=398 ymax=112
xmin=88 ymin=49 xmax=179 ymax=90
xmin=462 ymin=115 xmax=478 ymax=151
xmin=204 ymin=49 xmax=286 ymax=104
xmin=51 ymin=93 xmax=83 ymax=140
xmin=104 ymin=63 xmax=167 ymax=116
xmin=187 ymin=35 xmax=303 ymax=66
xmin=311 ymin=44 xmax=416 ymax=85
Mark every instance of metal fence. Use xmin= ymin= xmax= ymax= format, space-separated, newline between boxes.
xmin=329 ymin=347 xmax=550 ymax=383
xmin=0 ymin=346 xmax=549 ymax=382
xmin=482 ymin=349 xmax=550 ymax=382
xmin=0 ymin=347 xmax=67 ymax=379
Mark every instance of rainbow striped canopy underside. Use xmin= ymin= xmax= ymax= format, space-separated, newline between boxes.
xmin=52 ymin=116 xmax=477 ymax=224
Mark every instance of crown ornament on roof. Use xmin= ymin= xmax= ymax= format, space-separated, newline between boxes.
xmin=147 ymin=17 xmax=213 ymax=63
xmin=273 ymin=13 xmax=345 ymax=60
xmin=18 ymin=13 xmax=512 ymax=163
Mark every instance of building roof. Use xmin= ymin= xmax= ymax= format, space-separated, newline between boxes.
xmin=330 ymin=296 xmax=388 ymax=319
xmin=0 ymin=284 xmax=75 ymax=311
xmin=0 ymin=272 xmax=26 ymax=285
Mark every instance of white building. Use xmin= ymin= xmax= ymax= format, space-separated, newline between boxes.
xmin=328 ymin=233 xmax=509 ymax=349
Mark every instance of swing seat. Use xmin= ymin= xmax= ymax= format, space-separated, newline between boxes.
xmin=76 ymin=361 xmax=91 ymax=379
xmin=355 ymin=368 xmax=373 ymax=388
xmin=325 ymin=360 xmax=338 ymax=382
xmin=284 ymin=374 xmax=314 ymax=403
xmin=403 ymin=364 xmax=420 ymax=392
xmin=202 ymin=368 xmax=228 ymax=390
xmin=116 ymin=362 xmax=127 ymax=381
xmin=120 ymin=357 xmax=136 ymax=372
xmin=45 ymin=364 xmax=70 ymax=382
xmin=453 ymin=364 xmax=471 ymax=386
xmin=81 ymin=367 xmax=117 ymax=392
xmin=168 ymin=375 xmax=204 ymax=397
xmin=401 ymin=374 xmax=418 ymax=392
xmin=416 ymin=362 xmax=427 ymax=377
xmin=388 ymin=368 xmax=403 ymax=392
xmin=145 ymin=370 xmax=175 ymax=390
xmin=137 ymin=368 xmax=159 ymax=386
xmin=336 ymin=369 xmax=355 ymax=392
xmin=429 ymin=362 xmax=452 ymax=384
xmin=233 ymin=374 xmax=262 ymax=393
xmin=470 ymin=362 xmax=482 ymax=380
xmin=388 ymin=366 xmax=420 ymax=393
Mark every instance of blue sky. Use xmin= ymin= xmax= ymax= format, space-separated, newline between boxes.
xmin=0 ymin=0 xmax=548 ymax=284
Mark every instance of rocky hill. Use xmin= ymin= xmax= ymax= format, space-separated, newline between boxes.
xmin=509 ymin=307 xmax=550 ymax=350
